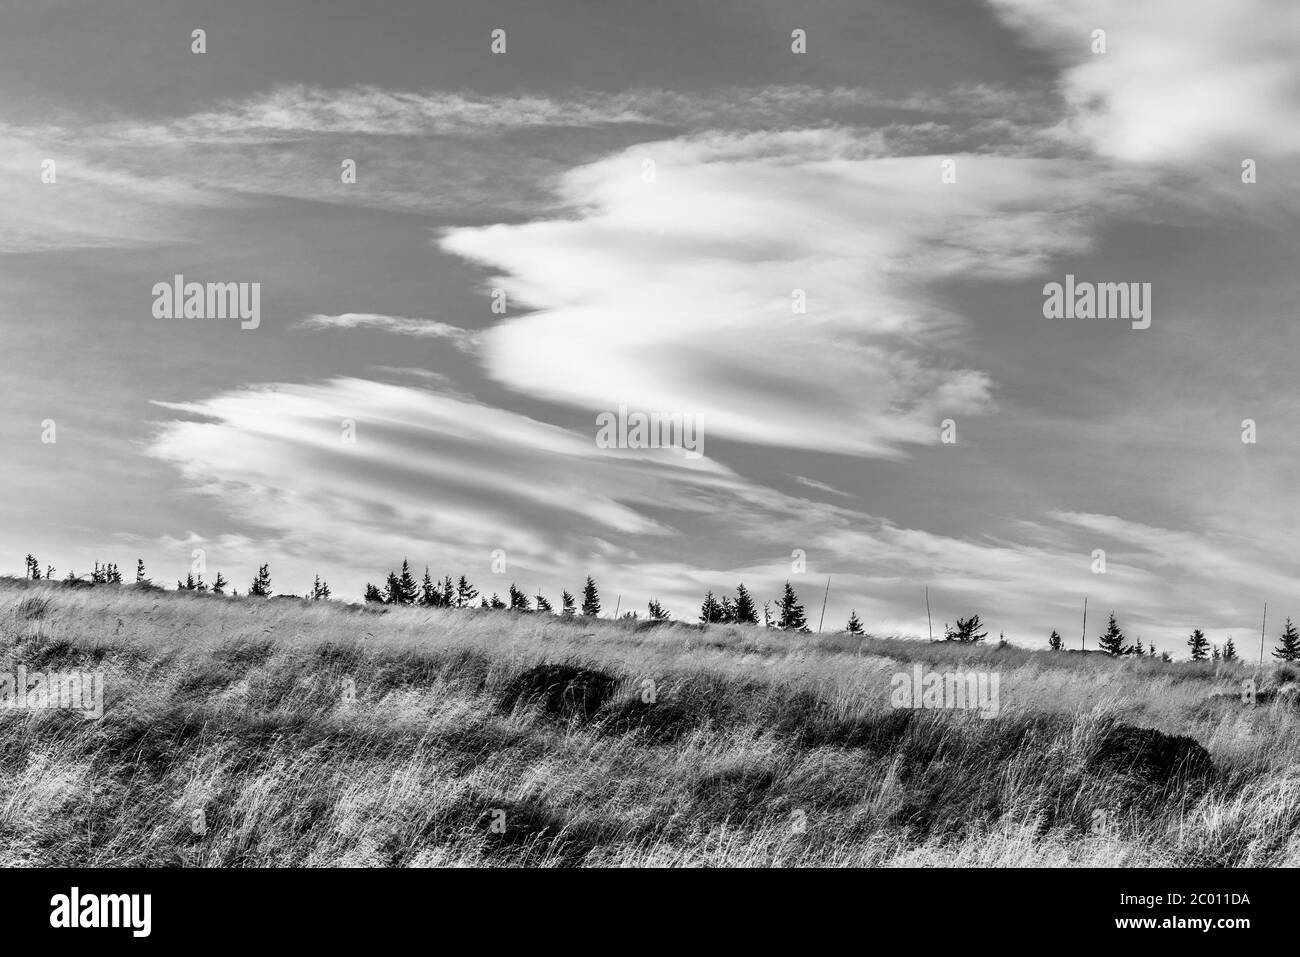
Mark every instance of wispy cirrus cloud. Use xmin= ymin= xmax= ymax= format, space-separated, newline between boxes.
xmin=295 ymin=313 xmax=480 ymax=352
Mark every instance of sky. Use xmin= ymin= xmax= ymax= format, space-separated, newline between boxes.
xmin=2 ymin=0 xmax=1299 ymax=654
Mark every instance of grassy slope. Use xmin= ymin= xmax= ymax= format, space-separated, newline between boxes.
xmin=1 ymin=579 xmax=1298 ymax=867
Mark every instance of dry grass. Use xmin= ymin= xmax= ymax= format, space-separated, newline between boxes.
xmin=1 ymin=577 xmax=1298 ymax=867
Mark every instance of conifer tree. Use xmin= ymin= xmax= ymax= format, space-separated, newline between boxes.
xmin=490 ymin=593 xmax=506 ymax=609
xmin=250 ymin=564 xmax=272 ymax=598
xmin=699 ymin=591 xmax=724 ymax=624
xmin=1134 ymin=636 xmax=1145 ymax=657
xmin=455 ymin=575 xmax=478 ymax=608
xmin=213 ymin=572 xmax=228 ymax=595
xmin=1097 ymin=612 xmax=1133 ymax=656
xmin=581 ymin=576 xmax=600 ymax=617
xmin=391 ymin=559 xmax=418 ymax=605
xmin=647 ymin=599 xmax=670 ymax=621
xmin=1048 ymin=629 xmax=1063 ymax=651
xmin=420 ymin=567 xmax=438 ymax=606
xmin=1211 ymin=644 xmax=1221 ymax=662
xmin=1187 ymin=628 xmax=1210 ymax=661
xmin=312 ymin=575 xmax=331 ymax=600
xmin=561 ymin=590 xmax=577 ymax=617
xmin=1223 ymin=636 xmax=1238 ymax=662
xmin=846 ymin=610 xmax=864 ymax=634
xmin=136 ymin=559 xmax=146 ymax=583
xmin=944 ymin=614 xmax=987 ymax=643
xmin=535 ymin=592 xmax=553 ymax=613
xmin=776 ymin=582 xmax=807 ymax=631
xmin=732 ymin=584 xmax=758 ymax=624
xmin=509 ymin=583 xmax=530 ymax=611
xmin=441 ymin=576 xmax=456 ymax=607
xmin=364 ymin=583 xmax=385 ymax=603
xmin=1273 ymin=618 xmax=1300 ymax=662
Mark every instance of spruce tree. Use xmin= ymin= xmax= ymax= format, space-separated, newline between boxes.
xmin=719 ymin=595 xmax=736 ymax=623
xmin=490 ymin=593 xmax=506 ymax=609
xmin=1223 ymin=636 xmax=1238 ymax=662
xmin=1134 ymin=636 xmax=1145 ymax=657
xmin=647 ymin=599 xmax=669 ymax=621
xmin=1273 ymin=618 xmax=1300 ymax=662
xmin=250 ymin=564 xmax=272 ymax=597
xmin=1048 ymin=629 xmax=1063 ymax=651
xmin=581 ymin=576 xmax=600 ymax=617
xmin=733 ymin=584 xmax=759 ymax=624
xmin=944 ymin=614 xmax=987 ymax=644
xmin=1211 ymin=644 xmax=1221 ymax=662
xmin=1097 ymin=613 xmax=1132 ymax=656
xmin=456 ymin=575 xmax=478 ymax=608
xmin=1187 ymin=628 xmax=1210 ymax=661
xmin=561 ymin=590 xmax=577 ymax=617
xmin=136 ymin=559 xmax=146 ymax=583
xmin=420 ymin=568 xmax=438 ymax=606
xmin=509 ymin=584 xmax=530 ymax=611
xmin=213 ymin=572 xmax=228 ymax=595
xmin=699 ymin=591 xmax=724 ymax=624
xmin=845 ymin=610 xmax=864 ymax=634
xmin=392 ymin=559 xmax=419 ymax=605
xmin=364 ymin=583 xmax=385 ymax=603
xmin=441 ymin=576 xmax=456 ymax=607
xmin=776 ymin=582 xmax=807 ymax=631
xmin=535 ymin=592 xmax=553 ymax=613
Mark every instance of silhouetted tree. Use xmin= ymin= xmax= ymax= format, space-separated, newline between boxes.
xmin=1187 ymin=628 xmax=1210 ymax=661
xmin=1223 ymin=636 xmax=1238 ymax=662
xmin=136 ymin=559 xmax=146 ymax=584
xmin=24 ymin=554 xmax=38 ymax=580
xmin=845 ymin=610 xmax=864 ymax=634
xmin=731 ymin=584 xmax=758 ymax=624
xmin=419 ymin=567 xmax=438 ymax=606
xmin=535 ymin=592 xmax=553 ymax=613
xmin=363 ymin=583 xmax=385 ymax=603
xmin=489 ymin=593 xmax=506 ymax=609
xmin=581 ymin=576 xmax=600 ymax=617
xmin=1211 ymin=644 xmax=1221 ymax=662
xmin=776 ymin=582 xmax=807 ymax=631
xmin=1097 ymin=612 xmax=1133 ymax=657
xmin=389 ymin=559 xmax=418 ymax=605
xmin=1273 ymin=618 xmax=1300 ymax=662
xmin=312 ymin=575 xmax=331 ymax=600
xmin=945 ymin=614 xmax=987 ymax=644
xmin=647 ymin=599 xmax=670 ymax=621
xmin=455 ymin=576 xmax=478 ymax=609
xmin=509 ymin=583 xmax=530 ymax=611
xmin=699 ymin=591 xmax=724 ymax=624
xmin=1134 ymin=636 xmax=1145 ymax=657
xmin=441 ymin=576 xmax=456 ymax=607
xmin=250 ymin=564 xmax=272 ymax=598
xmin=1048 ymin=629 xmax=1063 ymax=651
xmin=213 ymin=572 xmax=228 ymax=595
xmin=561 ymin=590 xmax=576 ymax=617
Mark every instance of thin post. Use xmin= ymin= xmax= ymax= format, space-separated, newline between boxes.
xmin=925 ymin=587 xmax=933 ymax=642
xmin=1260 ymin=601 xmax=1267 ymax=669
xmin=613 ymin=595 xmax=621 ymax=620
xmin=818 ymin=576 xmax=831 ymax=633
xmin=1081 ymin=596 xmax=1087 ymax=651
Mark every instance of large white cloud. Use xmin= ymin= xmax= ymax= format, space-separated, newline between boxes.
xmin=440 ymin=132 xmax=1131 ymax=456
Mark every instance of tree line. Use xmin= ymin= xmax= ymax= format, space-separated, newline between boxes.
xmin=17 ymin=553 xmax=1300 ymax=659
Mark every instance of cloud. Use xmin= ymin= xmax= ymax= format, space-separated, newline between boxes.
xmin=295 ymin=313 xmax=480 ymax=352
xmin=440 ymin=131 xmax=1141 ymax=456
xmin=987 ymin=0 xmax=1300 ymax=162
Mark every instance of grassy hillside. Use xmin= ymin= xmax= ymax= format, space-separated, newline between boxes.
xmin=1 ymin=579 xmax=1298 ymax=866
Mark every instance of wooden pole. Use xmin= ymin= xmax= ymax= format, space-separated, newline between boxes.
xmin=818 ymin=576 xmax=831 ymax=633
xmin=613 ymin=595 xmax=621 ymax=620
xmin=1260 ymin=601 xmax=1267 ymax=668
xmin=1081 ymin=596 xmax=1088 ymax=651
xmin=925 ymin=587 xmax=933 ymax=642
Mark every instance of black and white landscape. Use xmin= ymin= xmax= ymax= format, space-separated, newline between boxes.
xmin=2 ymin=1 xmax=1299 ymax=875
